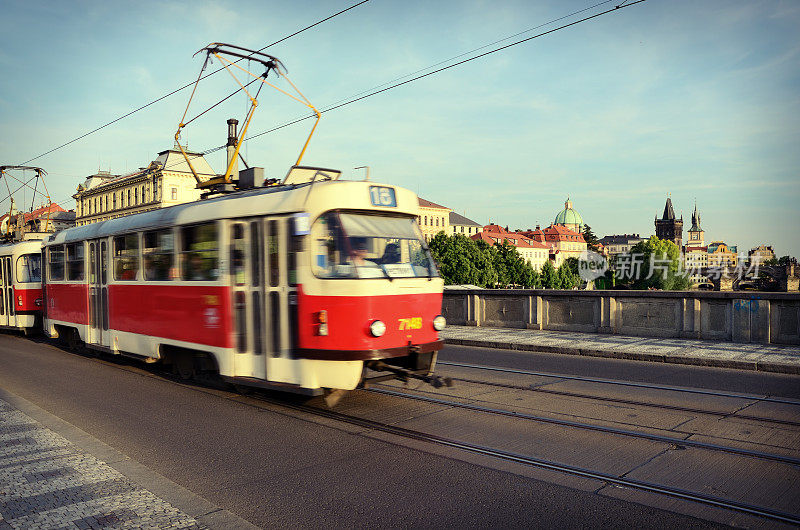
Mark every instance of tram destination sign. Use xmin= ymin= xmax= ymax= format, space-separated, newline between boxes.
xmin=369 ymin=186 xmax=397 ymax=207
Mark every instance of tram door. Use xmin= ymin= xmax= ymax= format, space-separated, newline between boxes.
xmin=230 ymin=217 xmax=293 ymax=380
xmin=0 ymin=256 xmax=11 ymax=327
xmin=87 ymin=240 xmax=109 ymax=346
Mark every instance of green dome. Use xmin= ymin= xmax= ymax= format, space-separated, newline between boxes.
xmin=554 ymin=198 xmax=584 ymax=229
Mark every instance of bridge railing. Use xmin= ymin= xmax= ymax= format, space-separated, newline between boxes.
xmin=442 ymin=289 xmax=800 ymax=345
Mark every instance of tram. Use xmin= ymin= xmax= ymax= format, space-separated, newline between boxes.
xmin=0 ymin=239 xmax=44 ymax=334
xmin=42 ymin=167 xmax=446 ymax=399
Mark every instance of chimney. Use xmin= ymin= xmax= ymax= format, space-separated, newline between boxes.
xmin=226 ymin=118 xmax=239 ymax=181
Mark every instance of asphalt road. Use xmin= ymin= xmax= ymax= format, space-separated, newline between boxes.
xmin=4 ymin=333 xmax=791 ymax=528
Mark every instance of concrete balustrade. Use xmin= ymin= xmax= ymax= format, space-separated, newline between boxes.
xmin=442 ymin=289 xmax=800 ymax=345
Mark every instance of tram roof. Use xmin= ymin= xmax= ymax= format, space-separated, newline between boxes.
xmin=47 ymin=178 xmax=419 ymax=245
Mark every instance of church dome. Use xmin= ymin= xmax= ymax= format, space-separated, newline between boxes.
xmin=554 ymin=198 xmax=584 ymax=230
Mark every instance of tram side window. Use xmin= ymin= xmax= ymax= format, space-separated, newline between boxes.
xmin=182 ymin=223 xmax=218 ymax=281
xmin=17 ymin=254 xmax=42 ymax=283
xmin=113 ymin=234 xmax=139 ymax=281
xmin=66 ymin=243 xmax=85 ymax=281
xmin=49 ymin=246 xmax=65 ymax=281
xmin=143 ymin=229 xmax=174 ymax=281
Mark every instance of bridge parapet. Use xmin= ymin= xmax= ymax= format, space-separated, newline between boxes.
xmin=442 ymin=289 xmax=800 ymax=345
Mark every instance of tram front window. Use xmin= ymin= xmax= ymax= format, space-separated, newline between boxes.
xmin=311 ymin=212 xmax=438 ymax=279
xmin=16 ymin=253 xmax=42 ymax=283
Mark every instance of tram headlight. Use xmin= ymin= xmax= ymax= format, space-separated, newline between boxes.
xmin=369 ymin=320 xmax=386 ymax=337
xmin=433 ymin=315 xmax=446 ymax=331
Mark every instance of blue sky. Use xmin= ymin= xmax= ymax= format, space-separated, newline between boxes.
xmin=1 ymin=0 xmax=798 ymax=256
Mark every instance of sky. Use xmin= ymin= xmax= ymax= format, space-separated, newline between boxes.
xmin=0 ymin=0 xmax=798 ymax=257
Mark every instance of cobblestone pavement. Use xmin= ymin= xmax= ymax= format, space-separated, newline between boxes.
xmin=441 ymin=325 xmax=800 ymax=374
xmin=0 ymin=398 xmax=204 ymax=529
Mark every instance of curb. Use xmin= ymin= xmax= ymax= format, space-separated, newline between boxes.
xmin=443 ymin=338 xmax=800 ymax=375
xmin=0 ymin=387 xmax=259 ymax=530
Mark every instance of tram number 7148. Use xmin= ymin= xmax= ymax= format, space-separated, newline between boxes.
xmin=369 ymin=186 xmax=397 ymax=207
xmin=398 ymin=317 xmax=423 ymax=331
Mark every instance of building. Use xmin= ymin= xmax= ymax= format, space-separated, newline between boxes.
xmin=1 ymin=201 xmax=74 ymax=240
xmin=598 ymin=234 xmax=645 ymax=256
xmin=472 ymin=225 xmax=549 ymax=271
xmin=707 ymin=241 xmax=738 ymax=268
xmin=686 ymin=201 xmax=705 ymax=248
xmin=655 ymin=196 xmax=683 ymax=247
xmin=553 ymin=197 xmax=584 ymax=234
xmin=417 ymin=198 xmax=451 ymax=241
xmin=520 ymin=224 xmax=587 ymax=267
xmin=73 ymin=148 xmax=217 ymax=226
xmin=449 ymin=211 xmax=482 ymax=237
xmin=748 ymin=245 xmax=775 ymax=267
xmin=683 ymin=245 xmax=708 ymax=285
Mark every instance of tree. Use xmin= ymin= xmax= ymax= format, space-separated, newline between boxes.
xmin=582 ymin=224 xmax=600 ymax=252
xmin=540 ymin=260 xmax=560 ymax=289
xmin=473 ymin=239 xmax=499 ymax=288
xmin=626 ymin=236 xmax=689 ymax=290
xmin=429 ymin=233 xmax=479 ymax=286
xmin=558 ymin=262 xmax=579 ymax=289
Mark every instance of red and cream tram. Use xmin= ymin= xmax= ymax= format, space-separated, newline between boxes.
xmin=0 ymin=239 xmax=44 ymax=335
xmin=42 ymin=167 xmax=445 ymax=397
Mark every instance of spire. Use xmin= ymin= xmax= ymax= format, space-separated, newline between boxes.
xmin=690 ymin=200 xmax=702 ymax=231
xmin=662 ymin=196 xmax=675 ymax=220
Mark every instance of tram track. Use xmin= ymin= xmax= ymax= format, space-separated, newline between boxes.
xmin=438 ymin=361 xmax=800 ymax=426
xmin=364 ymin=387 xmax=800 ymax=466
xmin=25 ymin=340 xmax=800 ymax=526
xmin=263 ymin=391 xmax=800 ymax=526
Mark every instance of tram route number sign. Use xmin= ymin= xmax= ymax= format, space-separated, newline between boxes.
xmin=369 ymin=186 xmax=397 ymax=207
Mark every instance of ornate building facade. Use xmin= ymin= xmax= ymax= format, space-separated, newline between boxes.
xmin=73 ymin=149 xmax=217 ymax=226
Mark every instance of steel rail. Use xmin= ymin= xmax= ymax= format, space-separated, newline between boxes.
xmin=442 ymin=374 xmax=800 ymax=428
xmin=265 ymin=394 xmax=800 ymax=526
xmin=438 ymin=361 xmax=800 ymax=405
xmin=365 ymin=388 xmax=800 ymax=467
xmin=49 ymin=344 xmax=800 ymax=525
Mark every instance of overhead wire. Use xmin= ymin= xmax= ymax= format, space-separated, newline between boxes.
xmin=17 ymin=0 xmax=371 ymax=167
xmin=242 ymin=1 xmax=646 ymax=144
xmin=28 ymin=0 xmax=645 ymax=208
xmin=68 ymin=0 xmax=646 ymax=183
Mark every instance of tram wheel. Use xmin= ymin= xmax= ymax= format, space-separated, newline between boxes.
xmin=173 ymin=353 xmax=195 ymax=381
xmin=66 ymin=329 xmax=83 ymax=352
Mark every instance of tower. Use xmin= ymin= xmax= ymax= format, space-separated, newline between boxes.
xmin=686 ymin=201 xmax=704 ymax=248
xmin=654 ymin=195 xmax=683 ymax=247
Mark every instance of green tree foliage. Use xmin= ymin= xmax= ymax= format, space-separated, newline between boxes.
xmin=540 ymin=260 xmax=560 ymax=289
xmin=428 ymin=234 xmax=539 ymax=288
xmin=582 ymin=224 xmax=600 ymax=252
xmin=558 ymin=261 xmax=579 ymax=289
xmin=625 ymin=236 xmax=690 ymax=290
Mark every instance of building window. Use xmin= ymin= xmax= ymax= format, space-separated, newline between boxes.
xmin=171 ymin=187 xmax=178 ymax=201
xmin=113 ymin=194 xmax=117 ymax=209
xmin=436 ymin=218 xmax=439 ymax=227
xmin=135 ymin=188 xmax=139 ymax=205
xmin=424 ymin=216 xmax=427 ymax=226
xmin=128 ymin=189 xmax=131 ymax=206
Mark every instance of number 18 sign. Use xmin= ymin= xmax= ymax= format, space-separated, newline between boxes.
xmin=369 ymin=186 xmax=397 ymax=207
